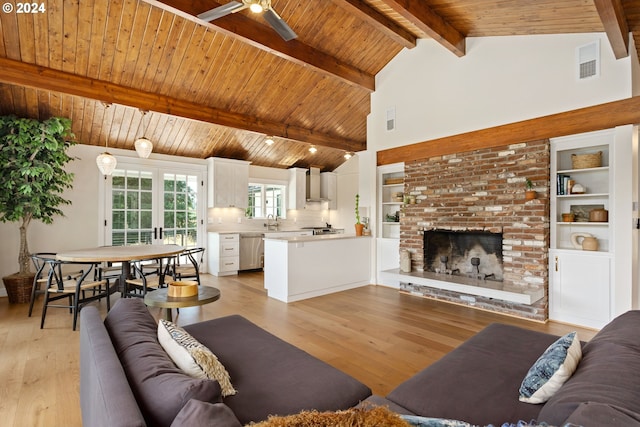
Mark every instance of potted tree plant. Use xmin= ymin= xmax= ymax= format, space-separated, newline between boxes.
xmin=0 ymin=115 xmax=76 ymax=303
xmin=354 ymin=193 xmax=364 ymax=236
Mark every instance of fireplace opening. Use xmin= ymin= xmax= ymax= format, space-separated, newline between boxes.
xmin=423 ymin=230 xmax=503 ymax=282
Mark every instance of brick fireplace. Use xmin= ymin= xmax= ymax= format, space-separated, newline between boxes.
xmin=399 ymin=140 xmax=550 ymax=321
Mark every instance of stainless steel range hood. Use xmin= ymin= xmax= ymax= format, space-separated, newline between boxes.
xmin=306 ymin=167 xmax=329 ymax=202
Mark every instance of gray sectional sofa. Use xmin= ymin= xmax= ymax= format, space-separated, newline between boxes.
xmin=365 ymin=310 xmax=640 ymax=426
xmin=80 ymin=298 xmax=371 ymax=427
xmin=81 ymin=297 xmax=640 ymax=426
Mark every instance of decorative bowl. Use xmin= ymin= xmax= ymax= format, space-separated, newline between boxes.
xmin=168 ymin=281 xmax=198 ymax=298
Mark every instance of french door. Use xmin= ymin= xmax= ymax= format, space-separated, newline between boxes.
xmin=102 ymin=162 xmax=206 ymax=249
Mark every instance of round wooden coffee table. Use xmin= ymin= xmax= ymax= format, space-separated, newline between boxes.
xmin=144 ymin=286 xmax=220 ymax=321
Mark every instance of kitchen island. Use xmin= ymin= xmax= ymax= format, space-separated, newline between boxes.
xmin=263 ymin=234 xmax=371 ymax=303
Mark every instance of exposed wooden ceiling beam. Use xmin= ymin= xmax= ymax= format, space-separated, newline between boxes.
xmin=594 ymin=0 xmax=630 ymax=59
xmin=378 ymin=0 xmax=465 ymax=57
xmin=141 ymin=0 xmax=375 ymax=91
xmin=377 ymin=96 xmax=640 ymax=165
xmin=0 ymin=58 xmax=365 ymax=152
xmin=332 ymin=0 xmax=416 ymax=50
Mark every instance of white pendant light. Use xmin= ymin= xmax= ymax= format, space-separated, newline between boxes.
xmin=135 ymin=110 xmax=153 ymax=158
xmin=96 ymin=130 xmax=117 ymax=175
xmin=135 ymin=137 xmax=153 ymax=158
xmin=96 ymin=152 xmax=117 ymax=175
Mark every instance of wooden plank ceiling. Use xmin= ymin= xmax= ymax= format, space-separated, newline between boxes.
xmin=0 ymin=0 xmax=637 ymax=171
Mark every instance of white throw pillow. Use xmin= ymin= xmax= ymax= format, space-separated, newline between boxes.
xmin=519 ymin=331 xmax=582 ymax=404
xmin=158 ymin=319 xmax=237 ymax=397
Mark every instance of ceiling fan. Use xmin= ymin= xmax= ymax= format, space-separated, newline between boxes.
xmin=197 ymin=0 xmax=298 ymax=41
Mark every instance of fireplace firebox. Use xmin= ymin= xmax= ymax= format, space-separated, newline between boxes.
xmin=423 ymin=230 xmax=503 ymax=282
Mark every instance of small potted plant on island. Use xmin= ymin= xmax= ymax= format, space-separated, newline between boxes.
xmin=525 ymin=178 xmax=536 ymax=200
xmin=0 ymin=115 xmax=76 ymax=303
xmin=354 ymin=193 xmax=364 ymax=236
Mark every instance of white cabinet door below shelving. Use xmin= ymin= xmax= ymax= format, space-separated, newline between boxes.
xmin=549 ymin=250 xmax=611 ymax=329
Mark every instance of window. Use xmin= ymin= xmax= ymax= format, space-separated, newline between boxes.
xmin=247 ymin=183 xmax=286 ymax=219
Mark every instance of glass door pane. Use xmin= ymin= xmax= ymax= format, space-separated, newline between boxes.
xmin=161 ymin=173 xmax=199 ymax=248
xmin=111 ymin=169 xmax=154 ymax=246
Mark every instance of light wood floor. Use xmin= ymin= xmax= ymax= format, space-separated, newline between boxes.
xmin=0 ymin=272 xmax=598 ymax=427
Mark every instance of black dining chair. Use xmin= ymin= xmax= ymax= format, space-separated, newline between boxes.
xmin=171 ymin=247 xmax=205 ymax=286
xmin=124 ymin=256 xmax=174 ymax=297
xmin=40 ymin=260 xmax=110 ymax=331
xmin=29 ymin=252 xmax=58 ymax=317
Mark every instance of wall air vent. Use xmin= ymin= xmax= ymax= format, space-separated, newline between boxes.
xmin=577 ymin=40 xmax=600 ymax=80
xmin=386 ymin=106 xmax=396 ymax=132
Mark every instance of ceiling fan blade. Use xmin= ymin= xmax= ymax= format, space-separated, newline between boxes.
xmin=263 ymin=8 xmax=298 ymax=41
xmin=197 ymin=1 xmax=246 ymax=22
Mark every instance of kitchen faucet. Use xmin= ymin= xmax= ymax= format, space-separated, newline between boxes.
xmin=265 ymin=214 xmax=279 ymax=230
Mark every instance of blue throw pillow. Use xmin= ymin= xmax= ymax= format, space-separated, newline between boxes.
xmin=401 ymin=415 xmax=473 ymax=427
xmin=519 ymin=331 xmax=582 ymax=404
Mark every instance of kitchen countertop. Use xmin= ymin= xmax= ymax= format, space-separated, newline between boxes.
xmin=208 ymin=230 xmax=308 ymax=235
xmin=263 ymin=234 xmax=370 ymax=243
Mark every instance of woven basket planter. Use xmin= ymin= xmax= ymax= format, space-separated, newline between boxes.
xmin=3 ymin=273 xmax=35 ymax=304
xmin=571 ymin=151 xmax=602 ymax=169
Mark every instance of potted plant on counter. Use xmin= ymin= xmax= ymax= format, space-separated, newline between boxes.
xmin=0 ymin=115 xmax=76 ymax=303
xmin=354 ymin=193 xmax=364 ymax=236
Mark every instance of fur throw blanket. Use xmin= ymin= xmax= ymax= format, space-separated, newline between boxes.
xmin=248 ymin=406 xmax=411 ymax=427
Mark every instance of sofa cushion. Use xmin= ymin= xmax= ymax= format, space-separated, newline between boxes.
xmin=158 ymin=319 xmax=237 ymax=397
xmin=539 ymin=310 xmax=640 ymax=425
xmin=518 ymin=331 xmax=581 ymax=404
xmin=561 ymin=402 xmax=640 ymax=426
xmin=386 ymin=323 xmax=560 ymax=426
xmin=104 ymin=299 xmax=222 ymax=427
xmin=170 ymin=400 xmax=242 ymax=427
xmin=80 ymin=306 xmax=146 ymax=427
xmin=183 ymin=314 xmax=372 ymax=425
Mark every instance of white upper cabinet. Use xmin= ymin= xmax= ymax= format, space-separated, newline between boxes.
xmin=207 ymin=157 xmax=250 ymax=209
xmin=320 ymin=172 xmax=337 ymax=210
xmin=288 ymin=168 xmax=307 ymax=210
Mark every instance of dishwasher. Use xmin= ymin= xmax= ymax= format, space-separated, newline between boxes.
xmin=239 ymin=233 xmax=264 ymax=271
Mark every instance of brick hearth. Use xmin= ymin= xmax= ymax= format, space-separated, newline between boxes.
xmin=399 ymin=140 xmax=550 ymax=321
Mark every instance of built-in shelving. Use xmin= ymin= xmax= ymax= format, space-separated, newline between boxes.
xmin=376 ymin=163 xmax=404 ymax=287
xmin=551 ymin=138 xmax=610 ymax=252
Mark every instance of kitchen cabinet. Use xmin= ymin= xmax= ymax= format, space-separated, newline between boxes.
xmin=288 ymin=168 xmax=307 ymax=210
xmin=208 ymin=233 xmax=240 ymax=276
xmin=264 ymin=234 xmax=371 ymax=302
xmin=207 ymin=158 xmax=250 ymax=208
xmin=320 ymin=172 xmax=337 ymax=210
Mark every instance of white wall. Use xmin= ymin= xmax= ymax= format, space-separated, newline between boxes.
xmin=369 ymin=34 xmax=633 ymax=152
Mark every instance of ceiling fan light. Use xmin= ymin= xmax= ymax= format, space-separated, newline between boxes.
xmin=248 ymin=2 xmax=263 ymax=13
xmin=309 ymin=146 xmax=317 ymax=154
xmin=265 ymin=136 xmax=274 ymax=145
xmin=96 ymin=152 xmax=117 ymax=175
xmin=135 ymin=137 xmax=153 ymax=158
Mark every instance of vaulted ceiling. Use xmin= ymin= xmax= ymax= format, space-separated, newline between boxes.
xmin=0 ymin=1 xmax=638 ymax=171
